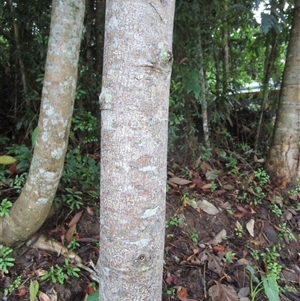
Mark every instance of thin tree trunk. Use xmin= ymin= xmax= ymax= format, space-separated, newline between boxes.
xmin=0 ymin=0 xmax=85 ymax=246
xmin=222 ymin=0 xmax=229 ymax=94
xmin=98 ymin=0 xmax=175 ymax=299
xmin=95 ymin=0 xmax=105 ymax=74
xmin=254 ymin=0 xmax=283 ymax=153
xmin=265 ymin=0 xmax=300 ymax=188
xmin=85 ymin=0 xmax=94 ymax=76
xmin=254 ymin=35 xmax=278 ymax=153
xmin=8 ymin=0 xmax=28 ymax=106
xmin=198 ymin=31 xmax=210 ymax=148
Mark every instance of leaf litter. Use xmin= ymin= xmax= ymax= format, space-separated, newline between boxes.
xmin=2 ymin=151 xmax=300 ymax=300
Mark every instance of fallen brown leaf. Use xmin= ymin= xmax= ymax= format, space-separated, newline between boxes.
xmin=68 ymin=211 xmax=83 ymax=228
xmin=65 ymin=224 xmax=76 ymax=243
xmin=207 ymin=253 xmax=223 ymax=276
xmin=208 ymin=281 xmax=238 ymax=301
xmin=86 ymin=206 xmax=95 ymax=216
xmin=168 ymin=177 xmax=192 ymax=185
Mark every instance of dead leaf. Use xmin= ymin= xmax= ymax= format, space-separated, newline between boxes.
xmin=178 ymin=287 xmax=188 ymax=298
xmin=197 ymin=200 xmax=219 ymax=215
xmin=246 ymin=219 xmax=255 ymax=237
xmin=207 ymin=253 xmax=223 ymax=276
xmin=68 ymin=211 xmax=83 ymax=228
xmin=192 ymin=178 xmax=205 ymax=189
xmin=214 ymin=189 xmax=226 ymax=196
xmin=168 ymin=177 xmax=192 ymax=185
xmin=186 ymin=249 xmax=202 ymax=265
xmin=177 ymin=287 xmax=199 ymax=301
xmin=30 ymin=234 xmax=82 ymax=263
xmin=208 ymin=281 xmax=238 ymax=301
xmin=283 ymin=210 xmax=293 ymax=221
xmin=9 ymin=162 xmax=21 ymax=175
xmin=281 ymin=269 xmax=300 ymax=283
xmin=222 ymin=184 xmax=234 ymax=190
xmin=201 ymin=183 xmax=212 ymax=190
xmin=39 ymin=292 xmax=51 ymax=301
xmin=200 ymin=161 xmax=213 ymax=172
xmin=206 ymin=170 xmax=219 ymax=181
xmin=234 ymin=205 xmax=255 ymax=218
xmin=85 ymin=281 xmax=97 ymax=294
xmin=18 ymin=286 xmax=26 ymax=297
xmin=211 ymin=229 xmax=227 ymax=245
xmin=165 ymin=273 xmax=181 ymax=285
xmin=213 ymin=245 xmax=226 ymax=252
xmin=238 ymin=287 xmax=250 ymax=297
xmin=65 ymin=224 xmax=76 ymax=243
xmin=49 ymin=287 xmax=58 ymax=301
xmin=249 ymin=239 xmax=264 ymax=247
xmin=86 ymin=206 xmax=95 ymax=216
xmin=236 ymin=258 xmax=250 ymax=265
xmin=179 ymin=57 xmax=188 ymax=65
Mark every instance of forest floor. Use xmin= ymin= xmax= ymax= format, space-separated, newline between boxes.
xmin=1 ymin=150 xmax=300 ymax=301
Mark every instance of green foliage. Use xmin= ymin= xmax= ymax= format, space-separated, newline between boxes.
xmin=68 ymin=238 xmax=80 ymax=252
xmin=278 ymin=223 xmax=295 ymax=241
xmin=0 ymin=198 xmax=13 ymax=217
xmin=71 ymin=111 xmax=98 ymax=145
xmin=41 ymin=259 xmax=80 ymax=284
xmin=224 ymin=251 xmax=235 ymax=264
xmin=61 ymin=148 xmax=99 ymax=192
xmin=7 ymin=144 xmax=32 ymax=172
xmin=254 ymin=168 xmax=269 ymax=186
xmin=190 ymin=232 xmax=198 ymax=244
xmin=87 ymin=290 xmax=99 ymax=301
xmin=247 ymin=265 xmax=280 ymax=301
xmin=11 ymin=173 xmax=28 ymax=193
xmin=165 ymin=216 xmax=181 ymax=228
xmin=234 ymin=224 xmax=243 ymax=238
xmin=62 ymin=188 xmax=83 ymax=210
xmin=262 ymin=274 xmax=280 ymax=301
xmin=3 ymin=275 xmax=22 ymax=297
xmin=198 ymin=145 xmax=212 ymax=161
xmin=270 ymin=202 xmax=282 ymax=217
xmin=250 ymin=249 xmax=259 ymax=261
xmin=31 ymin=127 xmax=38 ymax=147
xmin=29 ymin=280 xmax=39 ymax=301
xmin=0 ymin=244 xmax=15 ymax=274
xmin=225 ymin=154 xmax=238 ymax=169
xmin=261 ymin=245 xmax=282 ymax=280
xmin=41 ymin=264 xmax=66 ymax=284
xmin=0 ymin=165 xmax=9 ymax=185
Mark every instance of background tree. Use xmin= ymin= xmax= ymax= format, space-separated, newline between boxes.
xmin=265 ymin=0 xmax=300 ymax=188
xmin=0 ymin=0 xmax=85 ymax=246
xmin=98 ymin=0 xmax=175 ymax=299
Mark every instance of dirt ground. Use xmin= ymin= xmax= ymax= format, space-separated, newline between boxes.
xmin=1 ymin=153 xmax=300 ymax=301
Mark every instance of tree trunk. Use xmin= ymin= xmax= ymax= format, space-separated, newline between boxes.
xmin=95 ymin=0 xmax=105 ymax=74
xmin=0 ymin=0 xmax=85 ymax=246
xmin=198 ymin=34 xmax=210 ymax=148
xmin=8 ymin=0 xmax=28 ymax=106
xmin=98 ymin=0 xmax=175 ymax=300
xmin=265 ymin=0 xmax=300 ymax=189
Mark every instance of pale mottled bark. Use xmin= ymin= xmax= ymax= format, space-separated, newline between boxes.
xmin=98 ymin=0 xmax=175 ymax=300
xmin=265 ymin=0 xmax=300 ymax=188
xmin=0 ymin=0 xmax=85 ymax=246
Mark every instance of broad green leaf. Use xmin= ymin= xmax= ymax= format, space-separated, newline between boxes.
xmin=0 ymin=155 xmax=17 ymax=165
xmin=29 ymin=280 xmax=39 ymax=301
xmin=31 ymin=127 xmax=38 ymax=148
xmin=246 ymin=265 xmax=260 ymax=283
xmin=262 ymin=275 xmax=280 ymax=301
